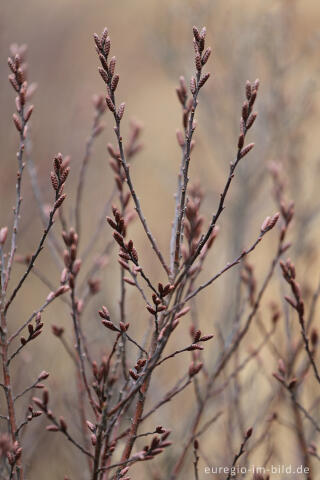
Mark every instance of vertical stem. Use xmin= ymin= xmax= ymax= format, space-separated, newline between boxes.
xmin=119 ymin=189 xmax=128 ymax=381
xmin=291 ymin=401 xmax=312 ymax=480
xmin=173 ymin=71 xmax=201 ymax=277
xmin=1 ymin=311 xmax=23 ymax=479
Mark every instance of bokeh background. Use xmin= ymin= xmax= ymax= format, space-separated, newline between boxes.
xmin=1 ymin=1 xmax=320 ymax=478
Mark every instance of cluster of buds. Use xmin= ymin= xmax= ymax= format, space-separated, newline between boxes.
xmin=94 ymin=28 xmax=125 ymax=121
xmin=50 ymin=153 xmax=69 ymax=209
xmin=129 ymin=357 xmax=147 ymax=382
xmin=91 ymin=355 xmax=116 ymax=411
xmin=5 ymin=439 xmax=22 ymax=468
xmin=188 ymin=327 xmax=214 ymax=369
xmin=175 ymin=76 xmax=196 ymax=148
xmin=0 ymin=434 xmax=23 ymax=468
xmin=32 ymin=388 xmax=50 ymax=413
xmin=279 ymin=259 xmax=319 ymax=382
xmin=20 ymin=312 xmax=43 ymax=346
xmin=183 ymin=184 xmax=204 ymax=258
xmin=33 ymin=390 xmax=68 ymax=434
xmin=189 ymin=327 xmax=214 ymax=346
xmin=108 ymin=143 xmax=129 ymax=196
xmin=158 ymin=282 xmax=174 ymax=299
xmin=86 ymin=420 xmax=97 ymax=446
xmin=61 ymin=228 xmax=81 ymax=291
xmin=146 ymin=282 xmax=174 ymax=316
xmin=0 ymin=434 xmax=13 ymax=460
xmin=175 ymin=26 xmax=211 ymax=147
xmin=8 ymin=45 xmax=34 ymax=139
xmin=237 ymin=79 xmax=260 ymax=160
xmin=107 ymin=207 xmax=139 ymax=269
xmin=136 ymin=429 xmax=172 ymax=462
xmin=25 ymin=403 xmax=43 ymax=423
xmin=182 ymin=186 xmax=219 ymax=276
xmin=99 ymin=305 xmax=129 ymax=334
xmin=190 ymin=26 xmax=211 ymax=92
xmin=46 ymin=416 xmax=68 ymax=434
xmin=280 ymin=259 xmax=304 ymax=316
xmin=108 ymin=121 xmax=143 ymax=193
xmin=269 ymin=162 xmax=294 ymax=250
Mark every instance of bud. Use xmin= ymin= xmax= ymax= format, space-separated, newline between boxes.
xmin=195 ymin=53 xmax=202 ymax=71
xmin=190 ymin=77 xmax=196 ymax=94
xmin=174 ymin=306 xmax=191 ymax=320
xmin=187 ymin=344 xmax=204 ymax=351
xmin=106 ymin=96 xmax=115 ymax=113
xmin=146 ymin=305 xmax=156 ymax=315
xmin=260 ymin=212 xmax=280 ymax=233
xmin=198 ymin=72 xmax=210 ymax=88
xmin=239 ymin=143 xmax=255 ymax=159
xmin=13 ymin=113 xmax=22 ymax=132
xmin=102 ymin=320 xmax=118 ymax=332
xmin=117 ymin=102 xmax=125 ymax=120
xmin=311 ymin=329 xmax=318 ymax=347
xmin=38 ymin=371 xmax=49 ymax=381
xmin=176 ymin=130 xmax=184 ymax=147
xmin=46 ymin=425 xmax=59 ymax=432
xmin=54 ymin=285 xmax=70 ymax=297
xmin=246 ymin=112 xmax=257 ymax=129
xmin=245 ymin=80 xmax=252 ymax=100
xmin=59 ymin=417 xmax=67 ymax=432
xmin=0 ymin=227 xmax=8 ymax=245
xmin=202 ymin=47 xmax=211 ymax=65
xmin=46 ymin=292 xmax=55 ymax=302
xmin=192 ymin=26 xmax=201 ymax=42
xmin=129 ymin=369 xmax=139 ymax=381
xmin=54 ymin=194 xmax=67 ymax=209
xmin=109 ymin=56 xmax=116 ymax=76
xmin=111 ymin=74 xmax=119 ymax=92
xmin=24 ymin=105 xmax=34 ymax=123
xmin=86 ymin=421 xmax=96 ymax=432
xmin=52 ymin=325 xmax=64 ymax=337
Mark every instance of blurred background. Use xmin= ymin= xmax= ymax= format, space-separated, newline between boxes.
xmin=1 ymin=0 xmax=320 ymax=478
